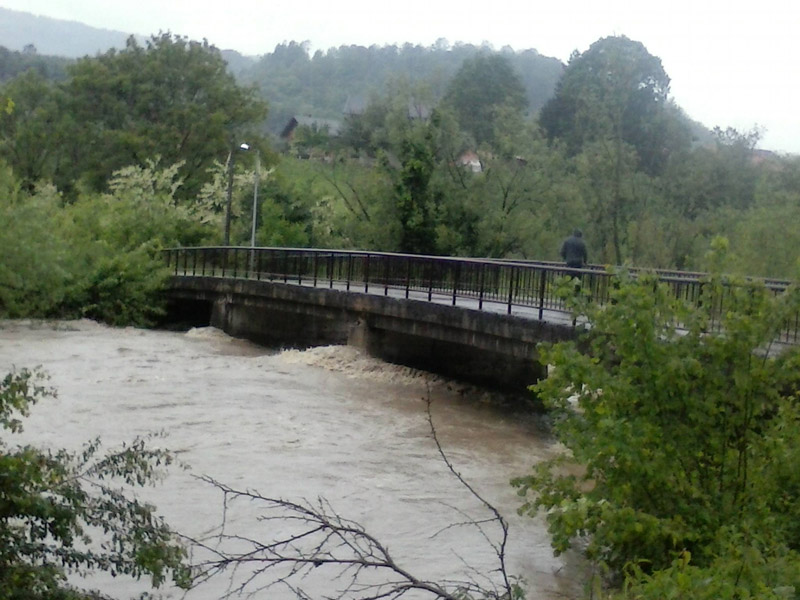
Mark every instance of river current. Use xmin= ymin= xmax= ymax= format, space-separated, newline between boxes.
xmin=0 ymin=319 xmax=580 ymax=599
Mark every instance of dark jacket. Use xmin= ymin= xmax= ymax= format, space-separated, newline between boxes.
xmin=560 ymin=234 xmax=587 ymax=268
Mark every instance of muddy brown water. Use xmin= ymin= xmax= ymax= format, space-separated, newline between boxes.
xmin=0 ymin=319 xmax=582 ymax=599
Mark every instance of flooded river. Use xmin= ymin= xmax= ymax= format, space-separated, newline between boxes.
xmin=0 ymin=319 xmax=580 ymax=599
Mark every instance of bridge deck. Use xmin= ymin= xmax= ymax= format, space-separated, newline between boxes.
xmin=164 ymin=247 xmax=799 ymax=346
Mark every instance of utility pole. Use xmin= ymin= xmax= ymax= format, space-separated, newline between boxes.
xmin=250 ymin=149 xmax=260 ymax=249
xmin=223 ymin=148 xmax=236 ymax=247
xmin=249 ymin=149 xmax=260 ymax=273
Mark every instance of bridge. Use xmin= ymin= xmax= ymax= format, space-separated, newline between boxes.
xmin=163 ymin=247 xmax=799 ymax=394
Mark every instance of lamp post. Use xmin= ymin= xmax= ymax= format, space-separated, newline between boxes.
xmin=222 ymin=142 xmax=251 ymax=247
xmin=247 ymin=146 xmax=260 ymax=249
xmin=241 ymin=144 xmax=261 ymax=274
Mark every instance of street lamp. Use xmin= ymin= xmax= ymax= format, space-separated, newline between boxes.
xmin=241 ymin=144 xmax=260 ymax=249
xmin=222 ymin=142 xmax=252 ymax=247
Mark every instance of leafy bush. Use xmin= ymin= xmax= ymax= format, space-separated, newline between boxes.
xmin=0 ymin=368 xmax=191 ymax=598
xmin=513 ymin=265 xmax=800 ymax=596
xmin=0 ymin=160 xmax=214 ymax=326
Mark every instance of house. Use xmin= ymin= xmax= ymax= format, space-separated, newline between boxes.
xmin=280 ymin=115 xmax=343 ymax=140
xmin=457 ymin=150 xmax=483 ymax=173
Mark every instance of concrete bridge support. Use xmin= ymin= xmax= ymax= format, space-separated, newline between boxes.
xmin=165 ymin=276 xmax=576 ymax=395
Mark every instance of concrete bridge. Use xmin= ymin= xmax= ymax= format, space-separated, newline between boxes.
xmin=163 ymin=247 xmax=798 ymax=395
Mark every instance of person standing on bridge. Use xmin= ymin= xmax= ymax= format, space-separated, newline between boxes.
xmin=560 ymin=229 xmax=588 ymax=269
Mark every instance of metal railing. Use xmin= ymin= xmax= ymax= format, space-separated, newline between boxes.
xmin=163 ymin=247 xmax=800 ymax=344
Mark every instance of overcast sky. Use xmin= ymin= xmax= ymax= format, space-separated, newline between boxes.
xmin=3 ymin=0 xmax=799 ymax=153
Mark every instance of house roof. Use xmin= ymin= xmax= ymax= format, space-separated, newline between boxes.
xmin=280 ymin=115 xmax=343 ymax=138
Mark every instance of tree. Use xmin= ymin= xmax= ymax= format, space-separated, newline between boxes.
xmin=572 ymin=139 xmax=646 ymax=264
xmin=661 ymin=126 xmax=762 ymax=220
xmin=384 ymin=121 xmax=441 ymax=255
xmin=0 ymin=44 xmax=71 ymax=83
xmin=0 ymin=70 xmax=66 ymax=191
xmin=513 ymin=255 xmax=800 ymax=596
xmin=2 ymin=33 xmax=268 ymax=200
xmin=0 ymin=159 xmax=210 ymax=325
xmin=0 ymin=368 xmax=191 ymax=598
xmin=437 ymin=118 xmax=579 ymax=259
xmin=329 ymin=80 xmax=448 ymax=254
xmin=539 ymin=36 xmax=683 ymax=176
xmin=443 ymin=53 xmax=528 ymax=147
xmin=538 ymin=36 xmax=689 ymax=263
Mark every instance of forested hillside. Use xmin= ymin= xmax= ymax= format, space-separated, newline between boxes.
xmin=239 ymin=40 xmax=563 ymax=134
xmin=0 ymin=45 xmax=71 ymax=81
xmin=0 ymin=7 xmax=138 ymax=57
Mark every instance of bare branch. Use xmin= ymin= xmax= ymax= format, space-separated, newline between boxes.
xmin=186 ymin=393 xmax=521 ymax=600
xmin=424 ymin=391 xmax=513 ymax=598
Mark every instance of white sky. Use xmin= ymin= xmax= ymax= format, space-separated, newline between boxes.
xmin=3 ymin=0 xmax=799 ymax=153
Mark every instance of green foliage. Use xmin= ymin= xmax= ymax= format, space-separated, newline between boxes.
xmin=0 ymin=368 xmax=191 ymax=598
xmin=0 ymin=177 xmax=77 ymax=317
xmin=513 ymin=265 xmax=800 ymax=595
xmin=0 ymin=160 xmax=210 ymax=325
xmin=388 ymin=120 xmax=441 ymax=254
xmin=244 ymin=41 xmax=562 ymax=136
xmin=0 ymin=70 xmax=66 ymax=190
xmin=443 ymin=53 xmax=528 ymax=147
xmin=608 ymin=549 xmax=800 ymax=599
xmin=540 ymin=36 xmax=688 ymax=176
xmin=0 ymin=33 xmax=267 ymax=200
xmin=0 ymin=44 xmax=71 ymax=83
xmin=661 ymin=127 xmax=762 ymax=220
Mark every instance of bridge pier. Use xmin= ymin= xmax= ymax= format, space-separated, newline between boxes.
xmin=166 ymin=276 xmax=575 ymax=396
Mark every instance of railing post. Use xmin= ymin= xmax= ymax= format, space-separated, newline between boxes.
xmin=313 ymin=252 xmax=318 ymax=287
xmin=268 ymin=249 xmax=275 ymax=281
xmin=383 ymin=256 xmax=390 ymax=296
xmin=538 ymin=269 xmax=547 ymax=320
xmin=364 ymin=254 xmax=370 ymax=293
xmin=191 ymin=249 xmax=197 ymax=276
xmin=329 ymin=253 xmax=334 ymax=289
xmin=297 ymin=253 xmax=302 ymax=285
xmin=221 ymin=248 xmax=228 ymax=277
xmin=507 ymin=266 xmax=516 ymax=315
xmin=427 ymin=260 xmax=434 ymax=302
xmin=452 ymin=262 xmax=460 ymax=306
xmin=405 ymin=257 xmax=411 ymax=299
xmin=346 ymin=254 xmax=353 ymax=291
xmin=283 ymin=250 xmax=289 ymax=284
xmin=256 ymin=249 xmax=262 ymax=281
xmin=478 ymin=263 xmax=485 ymax=310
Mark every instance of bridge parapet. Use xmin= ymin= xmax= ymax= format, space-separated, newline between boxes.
xmin=164 ymin=246 xmax=800 ymax=346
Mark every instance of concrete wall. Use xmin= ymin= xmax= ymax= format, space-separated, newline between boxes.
xmin=165 ymin=276 xmax=576 ymax=395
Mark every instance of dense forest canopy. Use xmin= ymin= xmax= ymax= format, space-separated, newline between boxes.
xmin=238 ymin=40 xmax=564 ymax=135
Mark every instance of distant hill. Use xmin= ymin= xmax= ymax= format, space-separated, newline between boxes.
xmin=0 ymin=8 xmax=570 ymax=139
xmin=241 ymin=42 xmax=565 ymax=134
xmin=0 ymin=7 xmax=145 ymax=57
